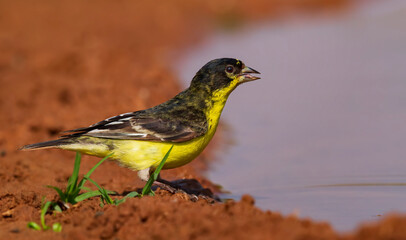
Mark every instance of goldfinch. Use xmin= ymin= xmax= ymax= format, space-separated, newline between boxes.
xmin=21 ymin=58 xmax=260 ymax=184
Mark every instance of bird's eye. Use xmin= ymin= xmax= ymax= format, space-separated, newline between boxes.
xmin=225 ymin=65 xmax=234 ymax=73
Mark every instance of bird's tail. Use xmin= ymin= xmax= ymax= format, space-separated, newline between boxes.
xmin=20 ymin=138 xmax=73 ymax=151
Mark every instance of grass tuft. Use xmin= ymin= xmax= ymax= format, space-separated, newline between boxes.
xmin=28 ymin=145 xmax=175 ymax=232
xmin=27 ymin=201 xmax=62 ymax=232
xmin=47 ymin=152 xmax=115 ymax=205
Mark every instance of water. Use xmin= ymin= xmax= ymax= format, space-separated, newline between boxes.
xmin=176 ymin=1 xmax=406 ymax=232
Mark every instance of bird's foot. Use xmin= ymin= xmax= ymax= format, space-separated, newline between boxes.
xmin=153 ymin=181 xmax=179 ymax=194
xmin=154 ymin=178 xmax=220 ymax=202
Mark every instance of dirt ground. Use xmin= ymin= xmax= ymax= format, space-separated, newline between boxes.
xmin=1 ymin=0 xmax=406 ymax=239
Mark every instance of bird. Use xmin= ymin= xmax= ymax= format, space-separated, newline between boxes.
xmin=21 ymin=58 xmax=260 ymax=189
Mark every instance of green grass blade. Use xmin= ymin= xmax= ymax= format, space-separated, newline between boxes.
xmin=77 ymin=153 xmax=113 ymax=190
xmin=114 ymin=191 xmax=140 ymax=205
xmin=101 ymin=188 xmax=114 ymax=204
xmin=125 ymin=191 xmax=140 ymax=198
xmin=99 ymin=198 xmax=105 ymax=207
xmin=98 ymin=187 xmax=109 ymax=203
xmin=151 ymin=146 xmax=173 ymax=180
xmin=74 ymin=190 xmax=116 ymax=202
xmin=142 ymin=145 xmax=173 ymax=196
xmin=27 ymin=222 xmax=41 ymax=231
xmin=52 ymin=223 xmax=62 ymax=232
xmin=40 ymin=201 xmax=52 ymax=230
xmin=53 ymin=204 xmax=62 ymax=213
xmin=84 ymin=177 xmax=114 ymax=204
xmin=114 ymin=199 xmax=124 ymax=205
xmin=83 ymin=177 xmax=102 ymax=192
xmin=74 ymin=190 xmax=102 ymax=202
xmin=80 ymin=186 xmax=92 ymax=192
xmin=70 ymin=188 xmax=82 ymax=201
xmin=46 ymin=186 xmax=66 ymax=201
xmin=66 ymin=152 xmax=82 ymax=194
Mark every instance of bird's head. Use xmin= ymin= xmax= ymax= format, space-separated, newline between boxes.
xmin=190 ymin=58 xmax=260 ymax=100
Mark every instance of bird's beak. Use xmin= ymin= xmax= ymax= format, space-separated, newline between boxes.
xmin=239 ymin=66 xmax=261 ymax=83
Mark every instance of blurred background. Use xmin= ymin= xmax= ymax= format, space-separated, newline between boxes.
xmin=177 ymin=0 xmax=406 ymax=232
xmin=1 ymin=0 xmax=405 ymax=233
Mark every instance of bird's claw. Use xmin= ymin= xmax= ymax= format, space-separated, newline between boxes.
xmin=153 ymin=178 xmax=219 ymax=202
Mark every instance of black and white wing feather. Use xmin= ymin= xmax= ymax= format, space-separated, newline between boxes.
xmin=62 ymin=112 xmax=203 ymax=143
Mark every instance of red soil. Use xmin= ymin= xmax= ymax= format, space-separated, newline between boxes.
xmin=1 ymin=0 xmax=406 ymax=239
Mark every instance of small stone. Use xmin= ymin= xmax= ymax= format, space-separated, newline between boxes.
xmin=10 ymin=228 xmax=20 ymax=233
xmin=94 ymin=211 xmax=104 ymax=217
xmin=189 ymin=194 xmax=198 ymax=202
xmin=240 ymin=194 xmax=255 ymax=206
xmin=2 ymin=209 xmax=13 ymax=218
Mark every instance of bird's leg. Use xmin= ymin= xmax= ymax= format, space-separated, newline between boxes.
xmin=137 ymin=168 xmax=151 ymax=182
xmin=138 ymin=169 xmax=218 ymax=202
xmin=156 ymin=174 xmax=178 ymax=187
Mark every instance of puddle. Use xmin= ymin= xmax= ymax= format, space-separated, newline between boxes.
xmin=176 ymin=0 xmax=406 ymax=232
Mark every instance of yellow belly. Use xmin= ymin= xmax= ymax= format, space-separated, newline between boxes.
xmin=110 ymin=128 xmax=216 ymax=170
xmin=62 ymin=125 xmax=216 ymax=171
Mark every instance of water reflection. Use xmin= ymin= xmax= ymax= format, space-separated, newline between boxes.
xmin=176 ymin=1 xmax=406 ymax=232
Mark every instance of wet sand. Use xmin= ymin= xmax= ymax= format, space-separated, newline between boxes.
xmin=1 ymin=0 xmax=406 ymax=239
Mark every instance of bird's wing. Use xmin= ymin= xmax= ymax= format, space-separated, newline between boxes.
xmin=61 ymin=112 xmax=202 ymax=143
